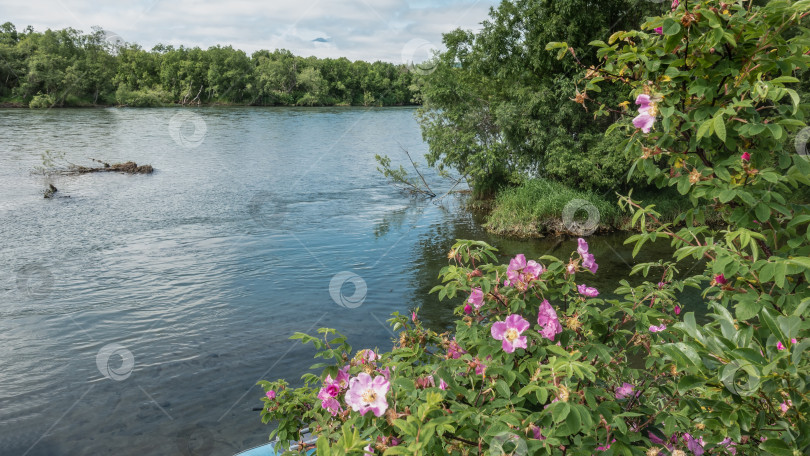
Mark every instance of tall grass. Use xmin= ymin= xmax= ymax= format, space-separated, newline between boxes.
xmin=483 ymin=178 xmax=699 ymax=237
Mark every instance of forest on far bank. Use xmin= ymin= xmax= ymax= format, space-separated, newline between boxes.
xmin=0 ymin=22 xmax=417 ymax=108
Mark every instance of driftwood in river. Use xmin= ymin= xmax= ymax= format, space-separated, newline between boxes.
xmin=73 ymin=159 xmax=154 ymax=174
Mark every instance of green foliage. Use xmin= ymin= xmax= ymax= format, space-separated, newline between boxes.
xmin=414 ymin=0 xmax=662 ymax=191
xmin=28 ymin=92 xmax=55 ymax=108
xmin=0 ymin=23 xmax=417 ymax=107
xmin=261 ymin=1 xmax=810 ymax=455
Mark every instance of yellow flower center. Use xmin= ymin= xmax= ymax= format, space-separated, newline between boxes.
xmin=505 ymin=328 xmax=519 ymax=342
xmin=362 ymin=389 xmax=377 ymax=404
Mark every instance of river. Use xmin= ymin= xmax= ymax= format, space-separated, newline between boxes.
xmin=0 ymin=107 xmax=690 ymax=455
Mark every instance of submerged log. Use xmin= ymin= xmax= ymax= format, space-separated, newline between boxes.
xmin=74 ymin=159 xmax=154 ymax=174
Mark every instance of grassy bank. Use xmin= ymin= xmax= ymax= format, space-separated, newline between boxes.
xmin=482 ymin=178 xmax=701 ymax=237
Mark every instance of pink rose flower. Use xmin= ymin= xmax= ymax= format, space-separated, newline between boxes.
xmin=504 ymin=254 xmax=544 ymax=288
xmin=577 ymin=237 xmax=589 ymax=255
xmin=683 ymin=433 xmax=705 ymax=456
xmin=615 ymin=382 xmax=635 ymax=399
xmin=344 ymin=372 xmax=390 ymax=417
xmin=649 ymin=324 xmax=667 ymax=333
xmin=467 ymin=287 xmax=484 ymax=309
xmin=577 ymin=284 xmax=599 ymax=297
xmin=265 ymin=390 xmax=276 ymax=400
xmin=447 ymin=337 xmax=466 ymax=359
xmin=655 ymin=26 xmax=663 ymax=35
xmin=537 ymin=300 xmax=563 ymax=341
xmin=582 ymin=253 xmax=598 ymax=273
xmin=491 ymin=314 xmax=530 ymax=353
xmin=741 ymin=151 xmax=751 ymax=161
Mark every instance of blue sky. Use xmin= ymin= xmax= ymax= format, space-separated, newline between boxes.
xmin=1 ymin=0 xmax=499 ymax=62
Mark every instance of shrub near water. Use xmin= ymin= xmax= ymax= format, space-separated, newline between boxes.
xmin=260 ymin=1 xmax=810 ymax=455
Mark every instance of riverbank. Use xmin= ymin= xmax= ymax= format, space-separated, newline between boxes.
xmin=0 ymin=96 xmax=418 ymax=109
xmin=479 ymin=178 xmax=712 ymax=238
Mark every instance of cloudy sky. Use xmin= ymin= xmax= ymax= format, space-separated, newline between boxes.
xmin=1 ymin=0 xmax=499 ymax=62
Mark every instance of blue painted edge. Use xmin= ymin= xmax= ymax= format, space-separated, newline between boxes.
xmin=234 ymin=442 xmax=316 ymax=456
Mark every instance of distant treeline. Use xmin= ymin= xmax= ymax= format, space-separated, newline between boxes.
xmin=0 ymin=23 xmax=418 ymax=108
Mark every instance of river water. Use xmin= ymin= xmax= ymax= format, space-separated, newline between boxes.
xmin=0 ymin=107 xmax=689 ymax=455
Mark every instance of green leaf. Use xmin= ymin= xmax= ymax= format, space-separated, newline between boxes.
xmin=697 ymin=118 xmax=713 ymax=139
xmin=759 ymin=438 xmax=794 ymax=456
xmin=771 ymin=76 xmax=800 ymax=84
xmin=551 ymin=401 xmax=571 ymax=423
xmin=662 ymin=18 xmax=681 ymax=35
xmin=713 ymin=115 xmax=726 ymax=142
xmin=755 ymin=204 xmax=770 ymax=222
xmin=559 ymin=406 xmax=581 ymax=436
xmin=317 ymin=435 xmax=329 ymax=456
xmin=787 ymin=257 xmax=810 ymax=271
xmin=735 ymin=295 xmax=762 ymax=321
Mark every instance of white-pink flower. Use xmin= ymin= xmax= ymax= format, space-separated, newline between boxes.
xmin=345 ymin=373 xmax=390 ymax=417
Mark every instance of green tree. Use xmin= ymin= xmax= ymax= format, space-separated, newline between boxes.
xmin=416 ymin=0 xmax=663 ymax=193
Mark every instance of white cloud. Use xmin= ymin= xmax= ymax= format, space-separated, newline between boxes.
xmin=0 ymin=0 xmax=497 ymax=62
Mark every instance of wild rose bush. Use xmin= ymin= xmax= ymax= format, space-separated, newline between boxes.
xmin=260 ymin=1 xmax=810 ymax=454
xmin=262 ymin=240 xmax=703 ymax=455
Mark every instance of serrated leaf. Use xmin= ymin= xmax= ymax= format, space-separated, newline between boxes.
xmin=714 ymin=115 xmax=726 ymax=142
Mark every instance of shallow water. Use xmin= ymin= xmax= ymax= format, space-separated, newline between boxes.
xmin=0 ymin=107 xmax=695 ymax=455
